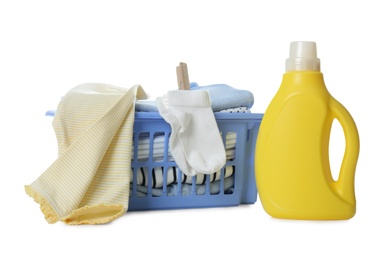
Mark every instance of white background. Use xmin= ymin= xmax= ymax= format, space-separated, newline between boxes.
xmin=1 ymin=0 xmax=389 ymax=259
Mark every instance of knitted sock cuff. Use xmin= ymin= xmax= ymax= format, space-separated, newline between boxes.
xmin=167 ymin=90 xmax=211 ymax=108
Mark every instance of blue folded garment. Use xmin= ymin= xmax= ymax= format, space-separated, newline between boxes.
xmin=135 ymin=82 xmax=254 ymax=112
xmin=189 ymin=82 xmax=254 ymax=111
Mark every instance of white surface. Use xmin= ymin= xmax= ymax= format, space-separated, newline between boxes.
xmin=1 ymin=1 xmax=389 ymax=259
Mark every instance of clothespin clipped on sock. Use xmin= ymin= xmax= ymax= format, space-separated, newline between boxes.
xmin=176 ymin=62 xmax=190 ymax=90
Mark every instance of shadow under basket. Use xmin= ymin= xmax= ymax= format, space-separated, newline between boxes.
xmin=129 ymin=112 xmax=263 ymax=211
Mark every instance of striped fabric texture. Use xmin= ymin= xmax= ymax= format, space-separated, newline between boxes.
xmin=25 ymin=83 xmax=147 ymax=225
xmin=131 ymin=165 xmax=235 ymax=189
xmin=132 ymin=132 xmax=237 ymax=162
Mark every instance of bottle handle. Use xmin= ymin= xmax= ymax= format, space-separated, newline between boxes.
xmin=329 ymin=98 xmax=360 ymax=205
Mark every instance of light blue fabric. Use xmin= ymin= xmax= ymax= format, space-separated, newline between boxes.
xmin=189 ymin=82 xmax=254 ymax=111
xmin=135 ymin=82 xmax=254 ymax=112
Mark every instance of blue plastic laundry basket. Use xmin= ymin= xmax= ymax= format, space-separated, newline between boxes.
xmin=129 ymin=112 xmax=263 ymax=211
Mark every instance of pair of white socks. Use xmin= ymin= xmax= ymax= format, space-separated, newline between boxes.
xmin=156 ymin=90 xmax=226 ymax=176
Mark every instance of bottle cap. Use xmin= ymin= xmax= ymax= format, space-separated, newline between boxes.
xmin=285 ymin=41 xmax=321 ymax=71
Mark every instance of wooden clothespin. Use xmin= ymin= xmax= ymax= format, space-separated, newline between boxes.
xmin=176 ymin=62 xmax=190 ymax=90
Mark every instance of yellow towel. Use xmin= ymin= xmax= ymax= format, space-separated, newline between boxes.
xmin=25 ymin=83 xmax=147 ymax=225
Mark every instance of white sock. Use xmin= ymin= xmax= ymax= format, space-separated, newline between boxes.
xmin=156 ymin=90 xmax=226 ymax=176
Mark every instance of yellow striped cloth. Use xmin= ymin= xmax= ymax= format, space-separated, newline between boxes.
xmin=25 ymin=83 xmax=147 ymax=225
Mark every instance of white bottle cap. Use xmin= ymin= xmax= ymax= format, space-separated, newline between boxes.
xmin=285 ymin=41 xmax=321 ymax=71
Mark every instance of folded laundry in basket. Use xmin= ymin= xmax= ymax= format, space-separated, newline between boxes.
xmin=135 ymin=82 xmax=254 ymax=112
xmin=189 ymin=82 xmax=254 ymax=111
xmin=48 ymin=105 xmax=251 ymax=116
xmin=218 ymin=106 xmax=251 ymax=113
xmin=131 ymin=165 xmax=234 ymax=188
xmin=132 ymin=132 xmax=237 ymax=161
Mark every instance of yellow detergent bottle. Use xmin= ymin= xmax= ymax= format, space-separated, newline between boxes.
xmin=255 ymin=41 xmax=360 ymax=220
